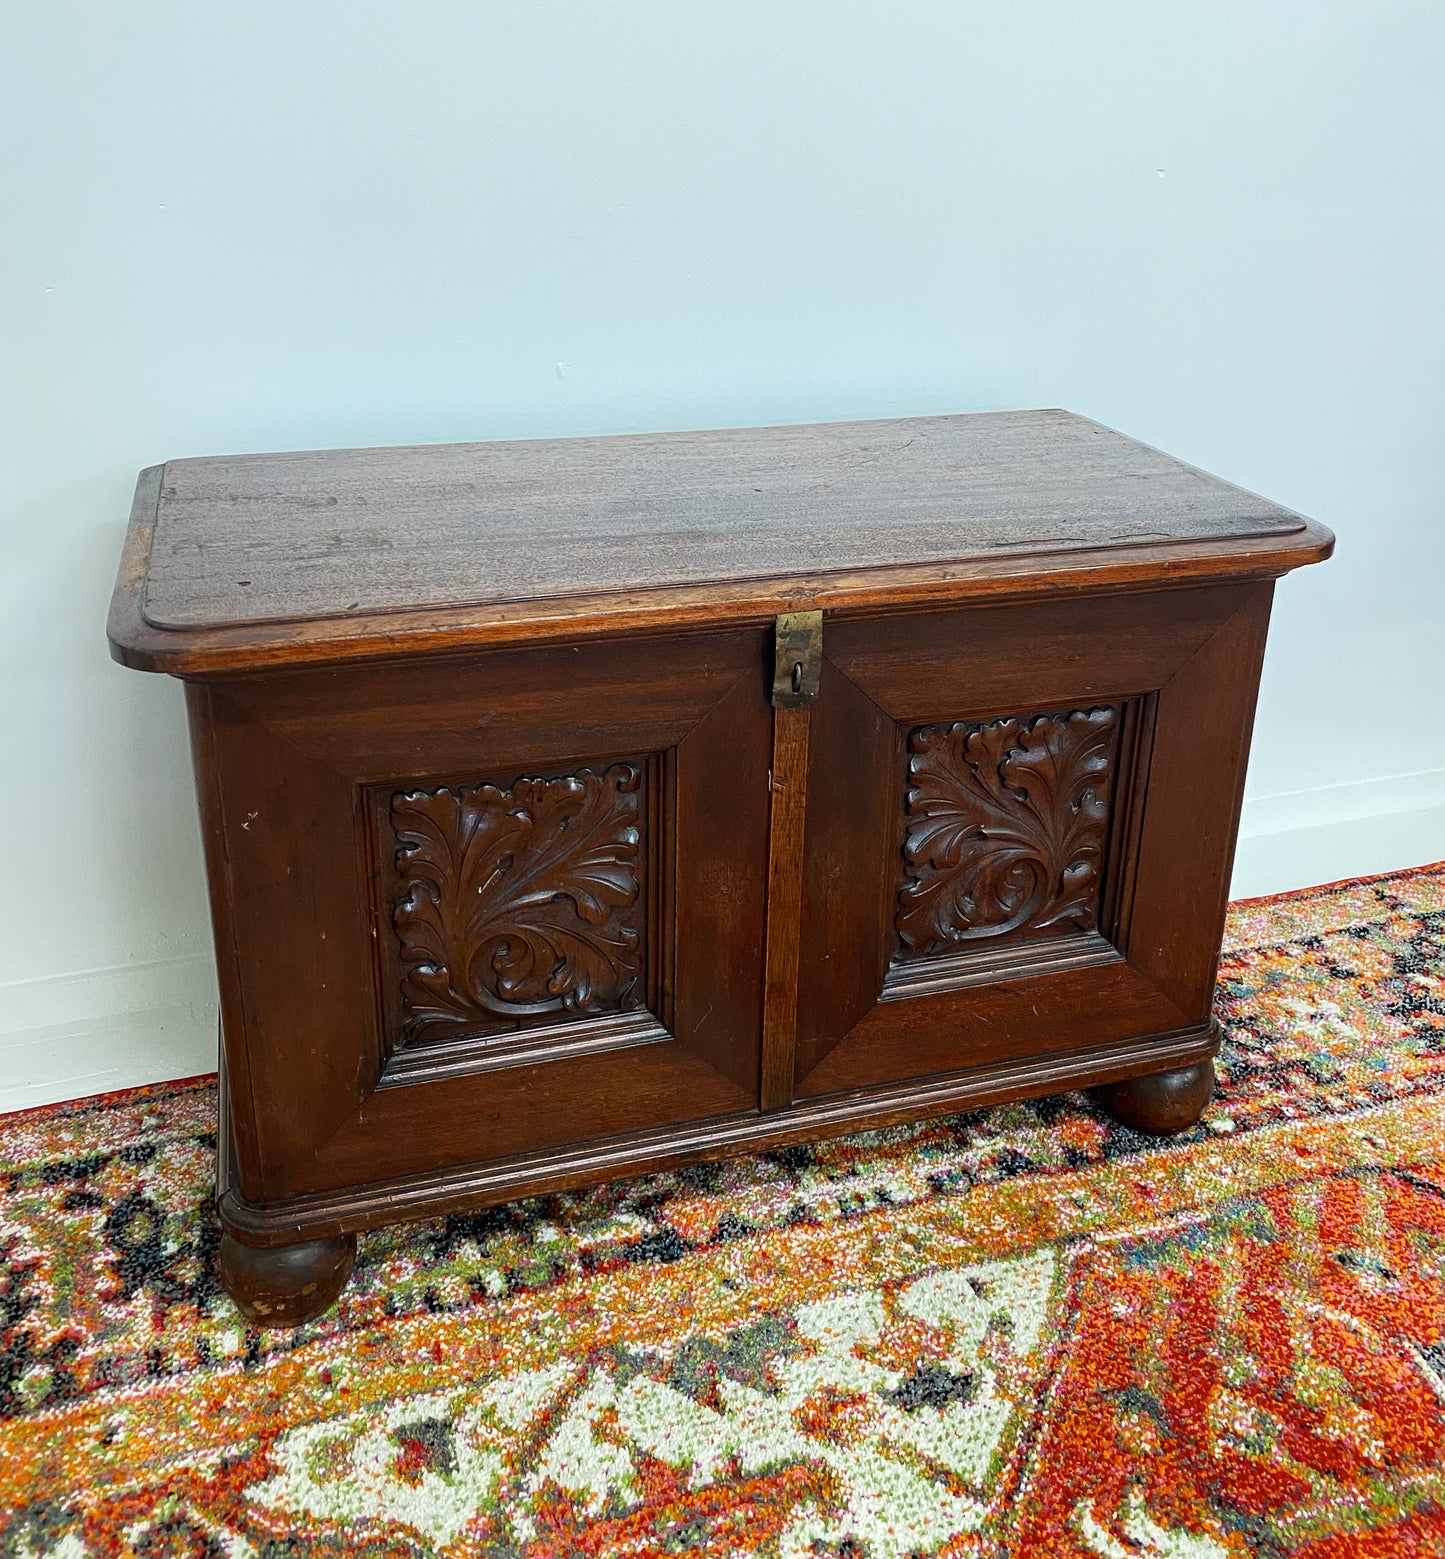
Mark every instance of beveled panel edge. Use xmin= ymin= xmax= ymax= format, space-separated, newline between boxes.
xmin=880 ymin=929 xmax=1123 ymax=1001
xmin=375 ymin=1010 xmax=672 ymax=1089
xmin=215 ymin=1017 xmax=1220 ymax=1245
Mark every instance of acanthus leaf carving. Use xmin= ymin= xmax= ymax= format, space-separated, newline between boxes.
xmin=392 ymin=764 xmax=644 ymax=1044
xmin=895 ymin=706 xmax=1118 ymax=958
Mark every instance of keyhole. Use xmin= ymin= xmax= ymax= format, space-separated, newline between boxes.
xmin=792 ymin=660 xmax=804 ymax=693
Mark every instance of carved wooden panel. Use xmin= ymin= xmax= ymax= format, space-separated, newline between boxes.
xmin=895 ymin=706 xmax=1119 ymax=960
xmin=389 ymin=763 xmax=645 ymax=1045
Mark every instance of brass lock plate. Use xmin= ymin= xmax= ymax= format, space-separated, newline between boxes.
xmin=772 ymin=610 xmax=823 ymax=708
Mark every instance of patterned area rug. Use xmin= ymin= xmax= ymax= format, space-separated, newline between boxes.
xmin=4 ymin=865 xmax=1444 ymax=1558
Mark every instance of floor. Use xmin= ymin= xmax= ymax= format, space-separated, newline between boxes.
xmin=3 ymin=862 xmax=1443 ymax=1554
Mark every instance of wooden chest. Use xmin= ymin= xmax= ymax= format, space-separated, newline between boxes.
xmin=108 ymin=410 xmax=1332 ymax=1324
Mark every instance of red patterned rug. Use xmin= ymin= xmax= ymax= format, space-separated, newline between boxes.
xmin=3 ymin=864 xmax=1444 ymax=1556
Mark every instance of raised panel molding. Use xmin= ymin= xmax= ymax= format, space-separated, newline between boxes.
xmin=390 ymin=763 xmax=646 ymax=1045
xmin=895 ymin=706 xmax=1119 ymax=959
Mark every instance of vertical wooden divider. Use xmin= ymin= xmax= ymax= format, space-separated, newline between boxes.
xmin=760 ymin=702 xmax=811 ymax=1111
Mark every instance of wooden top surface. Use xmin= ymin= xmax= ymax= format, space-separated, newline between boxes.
xmin=111 ymin=410 xmax=1332 ymax=673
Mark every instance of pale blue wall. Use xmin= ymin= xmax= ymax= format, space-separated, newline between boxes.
xmin=2 ymin=2 xmax=1443 ymax=1092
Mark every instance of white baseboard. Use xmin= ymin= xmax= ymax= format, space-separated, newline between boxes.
xmin=0 ymin=954 xmax=218 ymax=1114
xmin=1 ymin=776 xmax=1442 ymax=1114
xmin=0 ymin=951 xmax=218 ymax=1038
xmin=1231 ymin=803 xmax=1445 ymax=901
xmin=0 ymin=1006 xmax=219 ymax=1114
xmin=1231 ymin=768 xmax=1445 ymax=900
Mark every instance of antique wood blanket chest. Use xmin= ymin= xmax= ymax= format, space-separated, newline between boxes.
xmin=108 ymin=410 xmax=1332 ymax=1323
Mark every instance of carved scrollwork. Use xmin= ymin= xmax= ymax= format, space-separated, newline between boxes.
xmin=895 ymin=706 xmax=1118 ymax=958
xmin=391 ymin=764 xmax=644 ymax=1044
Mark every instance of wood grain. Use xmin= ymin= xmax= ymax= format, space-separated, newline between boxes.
xmin=792 ymin=660 xmax=901 ymax=1084
xmin=142 ymin=411 xmax=1309 ymax=630
xmin=216 ymin=1017 xmax=1221 ymax=1245
xmin=108 ymin=416 xmax=1334 ymax=675
xmin=1123 ymin=583 xmax=1275 ymax=1020
xmin=191 ymin=627 xmax=772 ymax=1200
xmin=760 ymin=706 xmax=811 ymax=1111
xmin=795 ymin=954 xmax=1190 ymax=1098
xmin=824 ymin=586 xmax=1244 ymax=724
xmin=786 ymin=584 xmax=1262 ymax=1104
xmin=670 ymin=669 xmax=771 ymax=1099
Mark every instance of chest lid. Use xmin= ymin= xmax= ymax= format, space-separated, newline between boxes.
xmin=110 ymin=409 xmax=1331 ymax=673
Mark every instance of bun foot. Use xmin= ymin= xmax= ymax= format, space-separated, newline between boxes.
xmin=1100 ymin=1058 xmax=1215 ymax=1137
xmin=219 ymin=1232 xmax=357 ymax=1327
